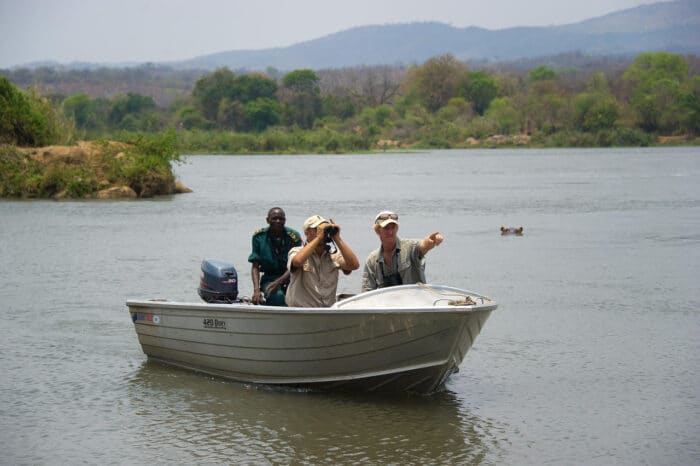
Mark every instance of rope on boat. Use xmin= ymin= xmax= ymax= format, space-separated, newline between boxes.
xmin=416 ymin=283 xmax=485 ymax=306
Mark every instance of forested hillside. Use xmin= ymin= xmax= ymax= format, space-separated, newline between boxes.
xmin=2 ymin=52 xmax=699 ymax=155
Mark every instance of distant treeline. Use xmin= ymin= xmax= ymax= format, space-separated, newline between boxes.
xmin=1 ymin=52 xmax=699 ymax=152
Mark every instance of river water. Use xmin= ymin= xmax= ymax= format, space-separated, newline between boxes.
xmin=1 ymin=147 xmax=699 ymax=465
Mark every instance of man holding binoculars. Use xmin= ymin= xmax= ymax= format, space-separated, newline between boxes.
xmin=285 ymin=215 xmax=359 ymax=307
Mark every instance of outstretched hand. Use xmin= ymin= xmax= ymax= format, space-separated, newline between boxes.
xmin=428 ymin=232 xmax=444 ymax=247
xmin=419 ymin=231 xmax=444 ymax=255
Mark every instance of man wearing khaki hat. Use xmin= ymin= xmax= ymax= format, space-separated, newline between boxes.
xmin=361 ymin=210 xmax=443 ymax=292
xmin=285 ymin=215 xmax=359 ymax=307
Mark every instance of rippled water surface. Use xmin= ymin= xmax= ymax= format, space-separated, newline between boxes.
xmin=2 ymin=147 xmax=699 ymax=465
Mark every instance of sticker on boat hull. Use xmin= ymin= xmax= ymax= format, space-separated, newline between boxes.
xmin=132 ymin=312 xmax=161 ymax=324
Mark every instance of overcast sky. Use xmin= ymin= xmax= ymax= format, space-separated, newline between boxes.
xmin=0 ymin=0 xmax=663 ymax=68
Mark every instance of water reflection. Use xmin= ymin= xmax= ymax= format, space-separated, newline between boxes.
xmin=126 ymin=360 xmax=501 ymax=464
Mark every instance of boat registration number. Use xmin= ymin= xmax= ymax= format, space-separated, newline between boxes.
xmin=203 ymin=318 xmax=226 ymax=329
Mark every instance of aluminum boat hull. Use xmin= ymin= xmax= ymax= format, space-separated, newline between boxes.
xmin=127 ymin=284 xmax=497 ymax=393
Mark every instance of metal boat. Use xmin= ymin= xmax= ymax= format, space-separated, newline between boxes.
xmin=127 ymin=284 xmax=497 ymax=393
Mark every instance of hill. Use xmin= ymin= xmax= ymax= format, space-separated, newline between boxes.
xmin=170 ymin=0 xmax=700 ymax=71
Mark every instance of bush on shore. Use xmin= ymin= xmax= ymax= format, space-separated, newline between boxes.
xmin=1 ymin=77 xmax=72 ymax=147
xmin=0 ymin=131 xmax=184 ymax=199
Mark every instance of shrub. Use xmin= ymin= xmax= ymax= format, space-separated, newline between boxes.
xmin=0 ymin=145 xmax=42 ymax=196
xmin=595 ymin=127 xmax=652 ymax=147
xmin=0 ymin=78 xmax=71 ymax=146
xmin=115 ymin=131 xmax=180 ymax=196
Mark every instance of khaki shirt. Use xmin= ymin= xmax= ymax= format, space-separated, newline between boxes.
xmin=361 ymin=238 xmax=425 ymax=292
xmin=285 ymin=247 xmax=342 ymax=307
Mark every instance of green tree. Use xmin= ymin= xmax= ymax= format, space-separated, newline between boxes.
xmin=192 ymin=69 xmax=278 ymax=129
xmin=528 ymin=66 xmax=558 ymax=82
xmin=573 ymin=92 xmax=621 ymax=132
xmin=281 ymin=69 xmax=320 ymax=93
xmin=435 ymin=97 xmax=474 ymax=125
xmin=682 ymin=76 xmax=700 ymax=134
xmin=176 ymin=105 xmax=211 ymax=130
xmin=232 ymin=73 xmax=278 ymax=103
xmin=0 ymin=77 xmax=67 ymax=146
xmin=109 ymin=92 xmax=157 ymax=129
xmin=623 ymin=52 xmax=690 ymax=132
xmin=245 ymin=97 xmax=280 ymax=132
xmin=321 ymin=94 xmax=356 ymax=120
xmin=460 ymin=71 xmax=498 ymax=115
xmin=624 ymin=52 xmax=689 ymax=88
xmin=62 ymin=93 xmax=94 ymax=129
xmin=62 ymin=93 xmax=111 ymax=132
xmin=573 ymin=73 xmax=621 ymax=132
xmin=358 ymin=104 xmax=393 ymax=131
xmin=406 ymin=55 xmax=467 ymax=112
xmin=485 ymin=97 xmax=520 ymax=134
xmin=522 ymin=80 xmax=568 ymax=134
xmin=192 ymin=68 xmax=237 ymax=121
xmin=217 ymin=98 xmax=247 ymax=130
xmin=586 ymin=72 xmax=611 ymax=94
xmin=279 ymin=69 xmax=321 ymax=129
xmin=1 ymin=76 xmax=33 ymax=144
xmin=90 ymin=98 xmax=112 ymax=130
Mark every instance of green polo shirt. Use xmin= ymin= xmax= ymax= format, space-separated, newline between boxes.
xmin=248 ymin=226 xmax=302 ymax=283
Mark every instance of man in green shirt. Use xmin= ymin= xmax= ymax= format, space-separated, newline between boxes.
xmin=248 ymin=207 xmax=301 ymax=305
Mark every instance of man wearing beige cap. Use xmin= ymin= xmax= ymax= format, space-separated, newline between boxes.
xmin=361 ymin=210 xmax=444 ymax=292
xmin=285 ymin=215 xmax=360 ymax=307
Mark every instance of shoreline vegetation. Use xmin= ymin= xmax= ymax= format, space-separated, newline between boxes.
xmin=2 ymin=51 xmax=699 ymax=198
xmin=0 ymin=131 xmax=695 ymax=200
xmin=172 ymin=129 xmax=698 ymax=155
xmin=0 ymin=133 xmax=191 ymax=199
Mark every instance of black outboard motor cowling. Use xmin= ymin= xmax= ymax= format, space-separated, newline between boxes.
xmin=198 ymin=259 xmax=238 ymax=303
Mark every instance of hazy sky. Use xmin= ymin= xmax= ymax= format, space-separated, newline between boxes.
xmin=0 ymin=0 xmax=662 ymax=68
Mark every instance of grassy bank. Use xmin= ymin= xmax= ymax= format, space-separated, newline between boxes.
xmin=167 ymin=125 xmax=685 ymax=155
xmin=0 ymin=132 xmax=188 ymax=199
xmin=2 ymin=127 xmax=696 ymax=199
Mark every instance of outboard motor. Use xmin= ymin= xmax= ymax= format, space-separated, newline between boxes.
xmin=198 ymin=259 xmax=238 ymax=303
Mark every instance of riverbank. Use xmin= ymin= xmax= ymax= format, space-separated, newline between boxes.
xmin=173 ymin=127 xmax=699 ymax=155
xmin=0 ymin=139 xmax=191 ymax=199
xmin=2 ymin=132 xmax=697 ymax=199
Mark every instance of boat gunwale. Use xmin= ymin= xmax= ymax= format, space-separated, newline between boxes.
xmin=127 ymin=284 xmax=497 ymax=315
xmin=126 ymin=299 xmax=497 ymax=315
